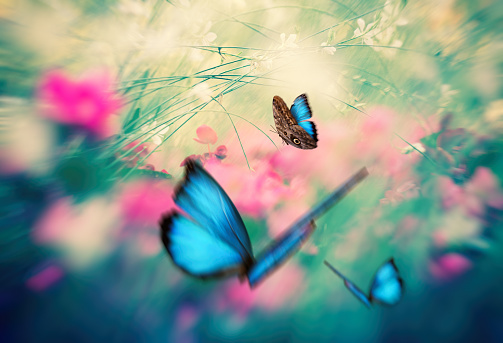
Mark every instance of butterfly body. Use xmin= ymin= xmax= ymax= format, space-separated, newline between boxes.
xmin=324 ymin=259 xmax=404 ymax=308
xmin=272 ymin=94 xmax=318 ymax=149
xmin=161 ymin=161 xmax=368 ymax=288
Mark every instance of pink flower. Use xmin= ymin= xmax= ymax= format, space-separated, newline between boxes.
xmin=437 ymin=167 xmax=503 ymax=217
xmin=26 ymin=264 xmax=64 ymax=291
xmin=193 ymin=125 xmax=217 ymax=144
xmin=37 ymin=69 xmax=123 ymax=139
xmin=429 ymin=253 xmax=472 ymax=281
xmin=119 ymin=179 xmax=176 ymax=228
xmin=216 ymin=262 xmax=305 ymax=316
xmin=214 ymin=145 xmax=227 ymax=159
xmin=205 ymin=161 xmax=304 ymax=218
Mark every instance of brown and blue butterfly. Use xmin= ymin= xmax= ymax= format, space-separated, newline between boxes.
xmin=272 ymin=93 xmax=318 ymax=149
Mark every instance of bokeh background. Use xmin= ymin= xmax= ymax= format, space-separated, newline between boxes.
xmin=1 ymin=0 xmax=502 ymax=342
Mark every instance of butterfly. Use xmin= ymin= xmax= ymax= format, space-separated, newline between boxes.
xmin=160 ymin=160 xmax=368 ymax=288
xmin=324 ymin=258 xmax=404 ymax=308
xmin=272 ymin=94 xmax=318 ymax=149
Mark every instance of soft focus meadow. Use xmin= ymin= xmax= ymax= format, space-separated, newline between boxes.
xmin=1 ymin=0 xmax=502 ymax=342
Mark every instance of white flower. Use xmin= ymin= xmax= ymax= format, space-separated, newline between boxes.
xmin=191 ymin=83 xmax=212 ymax=102
xmin=279 ymin=33 xmax=298 ymax=49
xmin=321 ymin=42 xmax=336 ymax=55
xmin=250 ymin=53 xmax=273 ymax=72
xmin=189 ymin=21 xmax=217 ymax=61
xmin=353 ymin=18 xmax=375 ymax=45
xmin=141 ymin=120 xmax=170 ymax=145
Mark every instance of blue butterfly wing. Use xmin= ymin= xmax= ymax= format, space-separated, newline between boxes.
xmin=369 ymin=259 xmax=404 ymax=306
xmin=290 ymin=94 xmax=313 ymax=122
xmin=247 ymin=221 xmax=316 ymax=287
xmin=161 ymin=212 xmax=246 ymax=277
xmin=298 ymin=121 xmax=317 ymax=140
xmin=324 ymin=261 xmax=371 ymax=308
xmin=174 ymin=161 xmax=253 ymax=260
xmin=290 ymin=94 xmax=318 ymax=141
xmin=160 ymin=160 xmax=254 ymax=277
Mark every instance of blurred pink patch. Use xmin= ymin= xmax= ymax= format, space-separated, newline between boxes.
xmin=206 ymin=161 xmax=304 ymax=218
xmin=429 ymin=253 xmax=472 ymax=281
xmin=176 ymin=305 xmax=199 ymax=331
xmin=26 ymin=265 xmax=64 ymax=291
xmin=119 ymin=179 xmax=176 ymax=227
xmin=437 ymin=166 xmax=503 ymax=217
xmin=37 ymin=69 xmax=123 ymax=139
xmin=193 ymin=125 xmax=217 ymax=144
xmin=380 ymin=181 xmax=420 ymax=205
xmin=267 ymin=202 xmax=311 ymax=237
xmin=218 ymin=262 xmax=305 ymax=316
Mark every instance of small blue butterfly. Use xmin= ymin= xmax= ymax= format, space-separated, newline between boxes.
xmin=324 ymin=258 xmax=404 ymax=308
xmin=272 ymin=94 xmax=318 ymax=149
xmin=160 ymin=160 xmax=368 ymax=288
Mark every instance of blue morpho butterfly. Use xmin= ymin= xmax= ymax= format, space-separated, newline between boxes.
xmin=160 ymin=160 xmax=368 ymax=288
xmin=272 ymin=94 xmax=318 ymax=149
xmin=324 ymin=258 xmax=404 ymax=308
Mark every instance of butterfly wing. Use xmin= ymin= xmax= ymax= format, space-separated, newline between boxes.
xmin=290 ymin=94 xmax=318 ymax=142
xmin=324 ymin=261 xmax=372 ymax=308
xmin=161 ymin=212 xmax=247 ymax=277
xmin=247 ymin=221 xmax=316 ymax=287
xmin=369 ymin=258 xmax=404 ymax=306
xmin=290 ymin=94 xmax=313 ymax=122
xmin=160 ymin=160 xmax=254 ymax=277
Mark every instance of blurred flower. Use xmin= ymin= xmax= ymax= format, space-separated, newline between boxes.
xmin=214 ymin=145 xmax=227 ymax=159
xmin=120 ymin=141 xmax=149 ymax=167
xmin=190 ymin=83 xmax=212 ymax=102
xmin=33 ymin=197 xmax=121 ymax=268
xmin=217 ymin=262 xmax=305 ymax=316
xmin=118 ymin=179 xmax=176 ymax=228
xmin=250 ymin=53 xmax=273 ymax=73
xmin=380 ymin=181 xmax=420 ymax=205
xmin=140 ymin=120 xmax=170 ymax=145
xmin=37 ymin=69 xmax=123 ymax=139
xmin=438 ymin=167 xmax=503 ymax=218
xmin=206 ymin=161 xmax=306 ymax=218
xmin=353 ymin=18 xmax=375 ymax=45
xmin=429 ymin=253 xmax=472 ymax=281
xmin=279 ymin=33 xmax=298 ymax=49
xmin=321 ymin=42 xmax=336 ymax=55
xmin=26 ymin=264 xmax=64 ymax=292
xmin=193 ymin=125 xmax=217 ymax=144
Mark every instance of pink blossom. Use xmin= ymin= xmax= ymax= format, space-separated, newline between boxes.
xmin=118 ymin=179 xmax=176 ymax=228
xmin=26 ymin=265 xmax=64 ymax=291
xmin=215 ymin=145 xmax=227 ymax=159
xmin=217 ymin=262 xmax=305 ymax=316
xmin=437 ymin=167 xmax=503 ymax=217
xmin=37 ymin=69 xmax=123 ymax=139
xmin=205 ymin=161 xmax=304 ymax=218
xmin=429 ymin=253 xmax=472 ymax=281
xmin=267 ymin=202 xmax=311 ymax=237
xmin=32 ymin=197 xmax=121 ymax=267
xmin=193 ymin=125 xmax=218 ymax=144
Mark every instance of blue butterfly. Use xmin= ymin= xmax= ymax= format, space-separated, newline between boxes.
xmin=272 ymin=94 xmax=318 ymax=149
xmin=160 ymin=160 xmax=368 ymax=288
xmin=324 ymin=258 xmax=404 ymax=308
